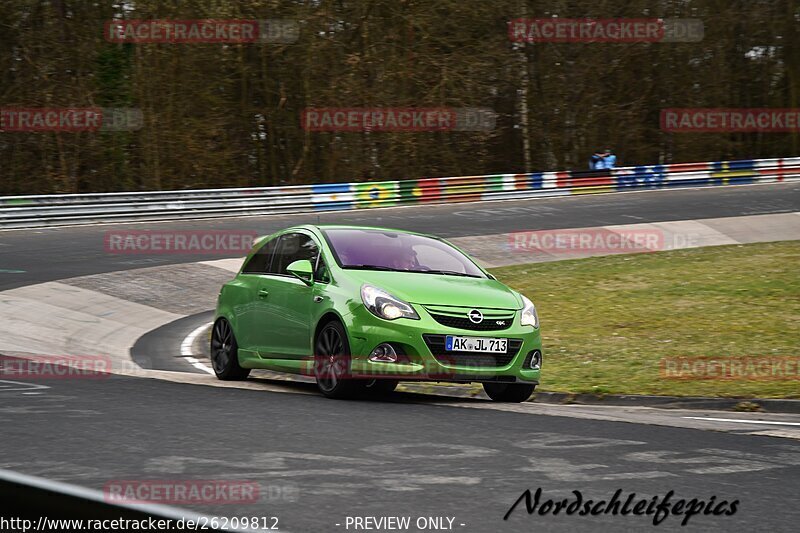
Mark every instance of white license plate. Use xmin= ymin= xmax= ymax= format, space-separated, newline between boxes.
xmin=445 ymin=336 xmax=507 ymax=353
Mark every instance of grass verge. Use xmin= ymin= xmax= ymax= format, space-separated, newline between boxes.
xmin=491 ymin=241 xmax=800 ymax=399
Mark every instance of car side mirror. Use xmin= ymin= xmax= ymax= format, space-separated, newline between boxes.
xmin=286 ymin=259 xmax=314 ymax=286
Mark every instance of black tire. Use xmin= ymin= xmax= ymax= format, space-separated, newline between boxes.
xmin=210 ymin=319 xmax=251 ymax=381
xmin=483 ymin=382 xmax=535 ymax=403
xmin=364 ymin=379 xmax=399 ymax=396
xmin=313 ymin=320 xmax=365 ymax=399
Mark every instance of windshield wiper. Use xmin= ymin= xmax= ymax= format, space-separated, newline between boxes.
xmin=345 ymin=264 xmax=405 ymax=272
xmin=416 ymin=270 xmax=483 ymax=278
xmin=345 ymin=265 xmax=483 ymax=278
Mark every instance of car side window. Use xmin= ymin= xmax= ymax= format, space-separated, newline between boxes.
xmin=315 ymin=256 xmax=331 ymax=283
xmin=274 ymin=233 xmax=319 ymax=275
xmin=241 ymin=237 xmax=279 ymax=274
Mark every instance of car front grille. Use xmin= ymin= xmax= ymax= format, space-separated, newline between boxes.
xmin=422 ymin=334 xmax=523 ymax=368
xmin=423 ymin=305 xmax=516 ymax=331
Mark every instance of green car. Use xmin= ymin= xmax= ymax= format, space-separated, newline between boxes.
xmin=211 ymin=225 xmax=542 ymax=402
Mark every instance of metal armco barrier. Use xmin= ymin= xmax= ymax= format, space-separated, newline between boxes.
xmin=1 ymin=157 xmax=798 ymax=228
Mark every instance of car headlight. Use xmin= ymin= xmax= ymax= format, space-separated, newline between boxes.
xmin=361 ymin=284 xmax=420 ymax=321
xmin=520 ymin=294 xmax=539 ymax=328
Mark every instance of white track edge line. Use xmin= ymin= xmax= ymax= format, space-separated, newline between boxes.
xmin=180 ymin=322 xmax=215 ymax=375
xmin=683 ymin=417 xmax=800 ymax=427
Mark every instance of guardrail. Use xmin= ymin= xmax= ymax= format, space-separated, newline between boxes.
xmin=1 ymin=157 xmax=798 ymax=228
xmin=0 ymin=468 xmax=257 ymax=532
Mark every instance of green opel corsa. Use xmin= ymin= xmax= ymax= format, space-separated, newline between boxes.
xmin=212 ymin=225 xmax=542 ymax=402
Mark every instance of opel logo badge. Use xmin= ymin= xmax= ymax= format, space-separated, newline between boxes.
xmin=468 ymin=309 xmax=483 ymax=324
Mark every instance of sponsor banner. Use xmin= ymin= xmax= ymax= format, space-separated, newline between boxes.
xmin=549 ymin=170 xmax=611 ymax=193
xmin=569 ymin=169 xmax=614 ymax=194
xmin=713 ymin=159 xmax=756 ymax=171
xmin=541 ymin=172 xmax=566 ymax=190
xmin=481 ymin=175 xmax=517 ymax=199
xmin=104 ymin=231 xmax=257 ymax=255
xmin=660 ymin=356 xmax=800 ymax=381
xmin=0 ymin=355 xmax=111 ymax=379
xmin=484 ymin=175 xmax=513 ymax=193
xmin=571 ymin=185 xmax=614 ymax=195
xmin=311 ymin=183 xmax=354 ymax=211
xmin=0 ymin=108 xmax=142 ymax=132
xmin=103 ymin=480 xmax=260 ymax=505
xmin=396 ymin=180 xmax=419 ymax=204
xmin=481 ymin=173 xmax=545 ymax=200
xmin=355 ymin=182 xmax=399 ymax=209
xmin=571 ymin=169 xmax=613 ymax=187
xmin=104 ymin=19 xmax=299 ymax=44
xmin=442 ymin=176 xmax=485 ymax=202
xmin=663 ymin=169 xmax=712 ymax=187
xmin=528 ymin=172 xmax=544 ymax=189
xmin=482 ymin=175 xmax=511 ymax=201
xmin=617 ymin=165 xmax=667 ymax=189
xmin=756 ymin=157 xmax=800 ymax=183
xmin=709 ymin=160 xmax=758 ymax=186
xmin=661 ymin=108 xmax=800 ymax=132
xmin=397 ymin=178 xmax=442 ymax=204
xmin=665 ymin=161 xmax=711 ymax=174
xmin=300 ymin=108 xmax=495 ymax=132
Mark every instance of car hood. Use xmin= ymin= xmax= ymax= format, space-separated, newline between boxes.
xmin=348 ymin=270 xmax=522 ymax=309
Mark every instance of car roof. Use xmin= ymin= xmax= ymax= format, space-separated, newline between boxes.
xmin=248 ymin=225 xmax=442 ymax=253
xmin=291 ymin=224 xmax=434 ymax=238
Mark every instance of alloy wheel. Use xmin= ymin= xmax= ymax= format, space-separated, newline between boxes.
xmin=314 ymin=324 xmax=348 ymax=393
xmin=211 ymin=319 xmax=233 ymax=374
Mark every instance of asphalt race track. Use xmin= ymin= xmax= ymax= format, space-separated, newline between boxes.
xmin=2 ymin=355 xmax=799 ymax=532
xmin=1 ymin=182 xmax=798 ymax=290
xmin=1 ymin=183 xmax=800 ymax=532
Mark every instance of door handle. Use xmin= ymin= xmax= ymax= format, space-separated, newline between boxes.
xmin=258 ymin=289 xmax=269 ymax=299
xmin=313 ymin=295 xmax=323 ymax=303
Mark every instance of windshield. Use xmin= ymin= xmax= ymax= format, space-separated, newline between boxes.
xmin=323 ymin=228 xmax=487 ymax=278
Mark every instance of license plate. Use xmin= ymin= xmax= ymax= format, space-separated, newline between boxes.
xmin=445 ymin=336 xmax=507 ymax=353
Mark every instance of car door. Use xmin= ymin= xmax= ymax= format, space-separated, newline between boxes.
xmin=254 ymin=231 xmax=319 ymax=359
xmin=235 ymin=236 xmax=280 ymax=354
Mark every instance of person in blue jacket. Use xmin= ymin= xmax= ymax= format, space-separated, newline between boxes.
xmin=601 ymin=149 xmax=617 ymax=169
xmin=589 ymin=150 xmax=604 ymax=170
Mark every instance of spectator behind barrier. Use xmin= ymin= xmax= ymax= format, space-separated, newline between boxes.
xmin=602 ymin=149 xmax=617 ymax=169
xmin=591 ymin=149 xmax=617 ymax=170
xmin=589 ymin=150 xmax=604 ymax=170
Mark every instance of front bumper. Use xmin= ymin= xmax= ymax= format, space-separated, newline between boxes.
xmin=345 ymin=303 xmax=542 ymax=383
